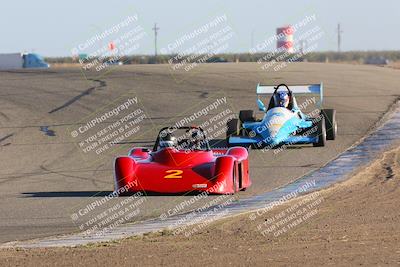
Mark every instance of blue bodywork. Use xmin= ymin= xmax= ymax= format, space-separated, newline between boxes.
xmin=228 ymin=83 xmax=324 ymax=148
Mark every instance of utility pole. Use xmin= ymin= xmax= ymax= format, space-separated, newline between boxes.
xmin=337 ymin=23 xmax=343 ymax=52
xmin=299 ymin=39 xmax=307 ymax=55
xmin=152 ymin=23 xmax=159 ymax=57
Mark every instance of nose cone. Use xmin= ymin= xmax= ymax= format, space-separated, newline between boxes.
xmin=263 ymin=107 xmax=295 ymax=146
xmin=267 ymin=123 xmax=281 ymax=139
xmin=264 ymin=124 xmax=284 ymax=146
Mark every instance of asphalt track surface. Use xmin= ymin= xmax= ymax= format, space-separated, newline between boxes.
xmin=0 ymin=63 xmax=399 ymax=243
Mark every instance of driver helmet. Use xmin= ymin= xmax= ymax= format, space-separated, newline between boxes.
xmin=191 ymin=130 xmax=202 ymax=141
xmin=277 ymin=91 xmax=290 ymax=108
xmin=159 ymin=133 xmax=177 ymax=148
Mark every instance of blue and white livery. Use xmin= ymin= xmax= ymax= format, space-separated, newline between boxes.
xmin=226 ymin=83 xmax=337 ymax=149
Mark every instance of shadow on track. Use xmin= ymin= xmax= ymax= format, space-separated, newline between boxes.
xmin=21 ymin=191 xmax=114 ymax=198
xmin=21 ymin=191 xmax=226 ymax=198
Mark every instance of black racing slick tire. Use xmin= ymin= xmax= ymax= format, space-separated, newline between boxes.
xmin=226 ymin=118 xmax=240 ymax=145
xmin=239 ymin=110 xmax=256 ymax=136
xmin=313 ymin=115 xmax=326 ymax=147
xmin=239 ymin=110 xmax=256 ymax=123
xmin=321 ymin=109 xmax=337 ymax=140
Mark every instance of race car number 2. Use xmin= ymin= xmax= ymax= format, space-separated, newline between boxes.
xmin=164 ymin=170 xmax=183 ymax=179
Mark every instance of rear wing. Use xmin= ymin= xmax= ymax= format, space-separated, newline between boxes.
xmin=256 ymin=83 xmax=324 ymax=106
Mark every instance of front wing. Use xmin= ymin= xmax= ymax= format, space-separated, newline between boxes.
xmin=228 ymin=135 xmax=317 ymax=148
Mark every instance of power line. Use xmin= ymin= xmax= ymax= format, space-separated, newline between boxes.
xmin=152 ymin=23 xmax=160 ymax=57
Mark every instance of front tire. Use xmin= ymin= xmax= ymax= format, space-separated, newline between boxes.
xmin=321 ymin=109 xmax=337 ymax=140
xmin=239 ymin=110 xmax=256 ymax=123
xmin=239 ymin=110 xmax=256 ymax=136
xmin=313 ymin=115 xmax=326 ymax=147
xmin=226 ymin=118 xmax=240 ymax=145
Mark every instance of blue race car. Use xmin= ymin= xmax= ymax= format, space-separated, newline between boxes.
xmin=226 ymin=83 xmax=337 ymax=149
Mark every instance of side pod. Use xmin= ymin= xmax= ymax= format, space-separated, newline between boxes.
xmin=114 ymin=157 xmax=137 ymax=192
xmin=228 ymin=147 xmax=251 ymax=190
xmin=213 ymin=156 xmax=236 ymax=194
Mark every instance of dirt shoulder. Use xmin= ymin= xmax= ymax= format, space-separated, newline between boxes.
xmin=1 ymin=146 xmax=400 ymax=266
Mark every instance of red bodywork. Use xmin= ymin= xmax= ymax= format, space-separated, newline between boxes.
xmin=114 ymin=146 xmax=251 ymax=194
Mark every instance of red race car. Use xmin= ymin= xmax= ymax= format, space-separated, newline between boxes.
xmin=114 ymin=126 xmax=251 ymax=195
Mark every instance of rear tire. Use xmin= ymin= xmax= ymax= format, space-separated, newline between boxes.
xmin=226 ymin=118 xmax=240 ymax=145
xmin=313 ymin=115 xmax=326 ymax=147
xmin=321 ymin=109 xmax=337 ymax=140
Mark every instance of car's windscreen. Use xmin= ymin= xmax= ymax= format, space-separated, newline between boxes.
xmin=156 ymin=128 xmax=209 ymax=151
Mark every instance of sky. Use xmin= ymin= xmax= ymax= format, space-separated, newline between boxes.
xmin=1 ymin=0 xmax=399 ymax=57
